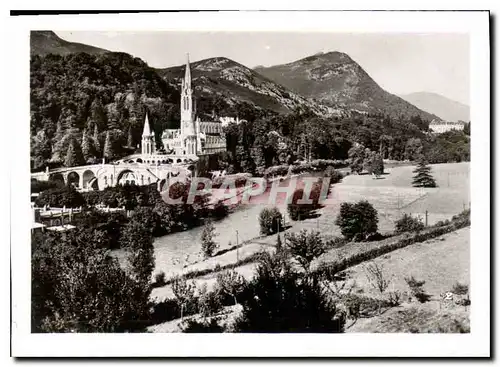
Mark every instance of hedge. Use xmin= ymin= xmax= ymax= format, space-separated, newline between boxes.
xmin=313 ymin=212 xmax=470 ymax=277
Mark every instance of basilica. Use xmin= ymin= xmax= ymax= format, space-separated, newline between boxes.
xmin=160 ymin=55 xmax=226 ymax=157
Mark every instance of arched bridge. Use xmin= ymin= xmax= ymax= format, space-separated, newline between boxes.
xmin=31 ymin=157 xmax=196 ymax=191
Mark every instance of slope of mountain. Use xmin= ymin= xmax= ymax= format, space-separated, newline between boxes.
xmin=30 ymin=31 xmax=109 ymax=56
xmin=157 ymin=57 xmax=341 ymax=117
xmin=255 ymin=52 xmax=439 ymax=121
xmin=398 ymin=92 xmax=470 ymax=122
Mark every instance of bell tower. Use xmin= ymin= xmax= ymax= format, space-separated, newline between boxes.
xmin=180 ymin=53 xmax=197 ymax=155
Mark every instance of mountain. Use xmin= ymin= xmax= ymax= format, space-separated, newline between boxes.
xmin=255 ymin=52 xmax=439 ymax=122
xmin=398 ymin=92 xmax=470 ymax=122
xmin=30 ymin=31 xmax=110 ymax=57
xmin=157 ymin=57 xmax=340 ymax=117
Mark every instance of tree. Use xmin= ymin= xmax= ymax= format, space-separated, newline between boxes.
xmin=201 ymin=220 xmax=218 ymax=258
xmin=127 ymin=125 xmax=134 ymax=148
xmin=93 ymin=124 xmax=101 ymax=157
xmin=31 ymin=229 xmax=151 ymax=332
xmin=64 ymin=138 xmax=84 ymax=168
xmin=412 ymin=159 xmax=437 ymax=188
xmin=234 ymin=251 xmax=344 ymax=333
xmin=364 ymin=151 xmax=384 ymax=176
xmin=103 ymin=130 xmax=113 ymax=160
xmin=215 ymin=270 xmax=247 ymax=305
xmin=81 ymin=128 xmax=95 ymax=162
xmin=258 ymin=207 xmax=283 ymax=235
xmin=121 ymin=217 xmax=155 ymax=285
xmin=404 ymin=138 xmax=423 ymax=161
xmin=335 ymin=200 xmax=379 ymax=241
xmin=285 ymin=230 xmax=327 ymax=272
xmin=348 ymin=143 xmax=366 ymax=174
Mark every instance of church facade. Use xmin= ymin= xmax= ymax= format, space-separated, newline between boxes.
xmin=161 ymin=55 xmax=226 ymax=156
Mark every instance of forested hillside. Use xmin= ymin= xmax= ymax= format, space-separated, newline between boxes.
xmin=30 ymin=52 xmax=182 ymax=170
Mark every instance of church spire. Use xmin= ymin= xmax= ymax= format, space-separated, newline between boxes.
xmin=184 ymin=53 xmax=191 ymax=89
xmin=142 ymin=113 xmax=152 ymax=137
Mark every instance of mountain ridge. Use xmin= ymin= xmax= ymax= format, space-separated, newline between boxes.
xmin=157 ymin=56 xmax=341 ymax=117
xmin=255 ymin=51 xmax=440 ymax=121
xmin=30 ymin=31 xmax=110 ymax=57
xmin=398 ymin=92 xmax=470 ymax=122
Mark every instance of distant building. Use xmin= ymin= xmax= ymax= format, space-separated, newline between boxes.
xmin=429 ymin=119 xmax=465 ymax=134
xmin=162 ymin=54 xmax=227 ymax=156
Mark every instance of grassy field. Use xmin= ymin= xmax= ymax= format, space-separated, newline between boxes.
xmin=147 ymin=162 xmax=470 ymax=302
xmin=346 ymin=227 xmax=470 ymax=333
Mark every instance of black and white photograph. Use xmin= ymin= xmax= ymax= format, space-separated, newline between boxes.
xmin=9 ymin=9 xmax=490 ymax=358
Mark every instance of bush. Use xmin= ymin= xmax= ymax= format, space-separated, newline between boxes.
xmin=285 ymin=230 xmax=327 ymax=272
xmin=335 ymin=200 xmax=379 ymax=241
xmin=197 ymin=283 xmax=223 ymax=317
xmin=182 ymin=319 xmax=225 ymax=333
xmin=171 ymin=276 xmax=197 ymax=318
xmin=152 ymin=272 xmax=166 ymax=288
xmin=451 ymin=282 xmax=469 ymax=296
xmin=364 ymin=263 xmax=391 ymax=294
xmin=211 ymin=200 xmax=229 ymax=219
xmin=323 ymin=166 xmax=344 ymax=184
xmin=215 ymin=270 xmax=247 ymax=305
xmin=258 ymin=207 xmax=283 ymax=235
xmin=35 ymin=184 xmax=85 ymax=208
xmin=395 ymin=213 xmax=425 ymax=233
xmin=234 ymin=251 xmax=344 ymax=333
xmin=287 ymin=182 xmax=324 ymax=221
xmin=405 ymin=276 xmax=431 ymax=303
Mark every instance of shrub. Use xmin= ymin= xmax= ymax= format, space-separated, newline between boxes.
xmin=405 ymin=276 xmax=431 ymax=303
xmin=35 ymin=184 xmax=85 ymax=208
xmin=364 ymin=263 xmax=391 ymax=294
xmin=182 ymin=319 xmax=225 ymax=333
xmin=287 ymin=182 xmax=324 ymax=221
xmin=285 ymin=230 xmax=327 ymax=272
xmin=201 ymin=220 xmax=218 ymax=258
xmin=395 ymin=213 xmax=425 ymax=233
xmin=323 ymin=166 xmax=344 ymax=184
xmin=216 ymin=270 xmax=247 ymax=305
xmin=152 ymin=272 xmax=166 ymax=288
xmin=171 ymin=276 xmax=197 ymax=318
xmin=197 ymin=283 xmax=223 ymax=317
xmin=335 ymin=200 xmax=379 ymax=241
xmin=258 ymin=207 xmax=283 ymax=235
xmin=211 ymin=200 xmax=229 ymax=219
xmin=451 ymin=282 xmax=469 ymax=296
xmin=234 ymin=251 xmax=344 ymax=333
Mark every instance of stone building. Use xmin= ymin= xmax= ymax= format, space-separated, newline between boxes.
xmin=162 ymin=54 xmax=226 ymax=156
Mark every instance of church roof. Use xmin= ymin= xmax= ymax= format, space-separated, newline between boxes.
xmin=142 ymin=113 xmax=152 ymax=136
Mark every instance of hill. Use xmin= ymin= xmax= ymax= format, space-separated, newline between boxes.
xmin=30 ymin=51 xmax=181 ymax=170
xmin=255 ymin=52 xmax=439 ymax=122
xmin=399 ymin=92 xmax=470 ymax=122
xmin=157 ymin=57 xmax=340 ymax=118
xmin=30 ymin=31 xmax=110 ymax=57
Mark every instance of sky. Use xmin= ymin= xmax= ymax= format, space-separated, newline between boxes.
xmin=56 ymin=31 xmax=470 ymax=105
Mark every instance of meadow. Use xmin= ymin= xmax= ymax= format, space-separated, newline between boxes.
xmin=148 ymin=162 xmax=470 ymax=303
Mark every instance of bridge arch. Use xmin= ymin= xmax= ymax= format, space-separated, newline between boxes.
xmin=117 ymin=169 xmax=138 ymax=186
xmin=67 ymin=171 xmax=80 ymax=188
xmin=82 ymin=170 xmax=98 ymax=190
xmin=49 ymin=173 xmax=65 ymax=185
